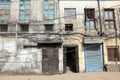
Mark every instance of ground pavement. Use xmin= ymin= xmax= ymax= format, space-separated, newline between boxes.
xmin=0 ymin=72 xmax=120 ymax=80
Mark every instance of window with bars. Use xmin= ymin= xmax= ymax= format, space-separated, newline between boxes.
xmin=107 ymin=47 xmax=120 ymax=61
xmin=44 ymin=24 xmax=53 ymax=31
xmin=84 ymin=8 xmax=95 ymax=29
xmin=64 ymin=8 xmax=76 ymax=19
xmin=104 ymin=9 xmax=115 ymax=29
xmin=43 ymin=0 xmax=55 ymax=20
xmin=0 ymin=24 xmax=8 ymax=32
xmin=20 ymin=0 xmax=31 ymax=21
xmin=65 ymin=24 xmax=73 ymax=31
xmin=20 ymin=24 xmax=29 ymax=32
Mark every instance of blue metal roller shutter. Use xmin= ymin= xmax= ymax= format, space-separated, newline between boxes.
xmin=84 ymin=44 xmax=103 ymax=72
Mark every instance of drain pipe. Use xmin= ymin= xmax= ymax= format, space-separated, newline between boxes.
xmin=97 ymin=0 xmax=103 ymax=36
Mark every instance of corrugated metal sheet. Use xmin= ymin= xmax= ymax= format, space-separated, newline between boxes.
xmin=84 ymin=44 xmax=103 ymax=72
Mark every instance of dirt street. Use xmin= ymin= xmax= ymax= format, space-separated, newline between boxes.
xmin=0 ymin=72 xmax=120 ymax=80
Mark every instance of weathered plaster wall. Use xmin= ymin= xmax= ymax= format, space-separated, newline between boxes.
xmin=63 ymin=35 xmax=84 ymax=72
xmin=0 ymin=38 xmax=42 ymax=74
xmin=103 ymin=38 xmax=120 ymax=71
xmin=104 ymin=38 xmax=120 ymax=64
xmin=59 ymin=0 xmax=120 ymax=72
xmin=0 ymin=37 xmax=63 ymax=74
xmin=59 ymin=1 xmax=120 ymax=36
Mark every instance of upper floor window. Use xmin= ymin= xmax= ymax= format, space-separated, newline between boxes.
xmin=0 ymin=0 xmax=10 ymax=21
xmin=0 ymin=24 xmax=8 ymax=32
xmin=20 ymin=0 xmax=31 ymax=21
xmin=107 ymin=47 xmax=120 ymax=61
xmin=43 ymin=0 xmax=55 ymax=20
xmin=0 ymin=0 xmax=10 ymax=9
xmin=64 ymin=8 xmax=76 ymax=19
xmin=20 ymin=24 xmax=29 ymax=32
xmin=65 ymin=24 xmax=73 ymax=31
xmin=104 ymin=9 xmax=115 ymax=29
xmin=84 ymin=8 xmax=95 ymax=30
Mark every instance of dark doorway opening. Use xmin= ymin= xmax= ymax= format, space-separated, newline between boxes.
xmin=64 ymin=46 xmax=79 ymax=73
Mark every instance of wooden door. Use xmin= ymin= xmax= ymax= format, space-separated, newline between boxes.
xmin=42 ymin=48 xmax=59 ymax=74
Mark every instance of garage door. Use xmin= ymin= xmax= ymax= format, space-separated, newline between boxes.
xmin=84 ymin=44 xmax=103 ymax=72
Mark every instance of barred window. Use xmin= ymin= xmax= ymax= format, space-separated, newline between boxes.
xmin=65 ymin=24 xmax=73 ymax=31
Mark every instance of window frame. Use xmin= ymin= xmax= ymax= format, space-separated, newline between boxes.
xmin=0 ymin=0 xmax=10 ymax=21
xmin=43 ymin=0 xmax=55 ymax=20
xmin=84 ymin=8 xmax=96 ymax=30
xmin=20 ymin=24 xmax=29 ymax=32
xmin=0 ymin=24 xmax=8 ymax=32
xmin=107 ymin=46 xmax=120 ymax=61
xmin=44 ymin=24 xmax=54 ymax=31
xmin=19 ymin=0 xmax=31 ymax=21
xmin=65 ymin=24 xmax=73 ymax=31
xmin=104 ymin=9 xmax=116 ymax=29
xmin=64 ymin=8 xmax=76 ymax=19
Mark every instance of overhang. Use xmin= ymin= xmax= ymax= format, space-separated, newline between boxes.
xmin=84 ymin=37 xmax=103 ymax=44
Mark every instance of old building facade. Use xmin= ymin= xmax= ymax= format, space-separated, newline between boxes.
xmin=0 ymin=0 xmax=63 ymax=74
xmin=59 ymin=0 xmax=120 ymax=72
xmin=0 ymin=0 xmax=120 ymax=74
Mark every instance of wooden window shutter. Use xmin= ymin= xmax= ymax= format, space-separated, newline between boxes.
xmin=107 ymin=48 xmax=115 ymax=61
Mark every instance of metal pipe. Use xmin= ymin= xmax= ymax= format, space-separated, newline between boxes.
xmin=97 ymin=0 xmax=102 ymax=36
xmin=15 ymin=20 xmax=18 ymax=55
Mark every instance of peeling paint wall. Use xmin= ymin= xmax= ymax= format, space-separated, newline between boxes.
xmin=0 ymin=38 xmax=42 ymax=74
xmin=0 ymin=37 xmax=63 ymax=74
xmin=2 ymin=48 xmax=42 ymax=74
xmin=0 ymin=38 xmax=16 ymax=53
xmin=0 ymin=0 xmax=62 ymax=75
xmin=0 ymin=38 xmax=16 ymax=73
